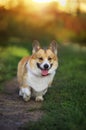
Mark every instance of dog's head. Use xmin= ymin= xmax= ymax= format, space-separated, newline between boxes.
xmin=28 ymin=40 xmax=58 ymax=76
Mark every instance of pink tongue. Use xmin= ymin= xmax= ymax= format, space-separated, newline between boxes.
xmin=42 ymin=70 xmax=48 ymax=76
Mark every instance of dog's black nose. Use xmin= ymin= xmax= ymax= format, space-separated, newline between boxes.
xmin=44 ymin=64 xmax=49 ymax=69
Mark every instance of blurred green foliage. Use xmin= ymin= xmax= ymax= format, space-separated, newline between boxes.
xmin=0 ymin=43 xmax=30 ymax=83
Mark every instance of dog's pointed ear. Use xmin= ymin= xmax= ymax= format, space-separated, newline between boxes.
xmin=32 ymin=40 xmax=41 ymax=54
xmin=49 ymin=40 xmax=58 ymax=55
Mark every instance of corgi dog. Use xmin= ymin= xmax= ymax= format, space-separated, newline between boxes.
xmin=17 ymin=40 xmax=58 ymax=101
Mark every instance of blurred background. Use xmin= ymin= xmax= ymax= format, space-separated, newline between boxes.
xmin=0 ymin=0 xmax=86 ymax=44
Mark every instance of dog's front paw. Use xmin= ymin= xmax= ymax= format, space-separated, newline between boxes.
xmin=19 ymin=88 xmax=31 ymax=102
xmin=23 ymin=94 xmax=31 ymax=102
xmin=35 ymin=96 xmax=44 ymax=102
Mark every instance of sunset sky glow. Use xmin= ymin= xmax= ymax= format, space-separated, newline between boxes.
xmin=0 ymin=0 xmax=86 ymax=13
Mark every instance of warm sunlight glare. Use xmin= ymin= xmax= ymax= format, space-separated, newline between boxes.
xmin=58 ymin=0 xmax=66 ymax=7
xmin=33 ymin=0 xmax=52 ymax=3
xmin=32 ymin=0 xmax=66 ymax=6
xmin=0 ymin=0 xmax=6 ymax=5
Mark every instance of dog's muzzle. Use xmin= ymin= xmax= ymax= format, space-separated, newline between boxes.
xmin=37 ymin=63 xmax=52 ymax=70
xmin=37 ymin=63 xmax=53 ymax=76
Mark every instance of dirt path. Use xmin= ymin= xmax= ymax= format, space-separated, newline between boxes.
xmin=0 ymin=78 xmax=43 ymax=130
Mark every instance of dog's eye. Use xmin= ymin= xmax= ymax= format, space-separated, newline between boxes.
xmin=48 ymin=57 xmax=52 ymax=61
xmin=39 ymin=57 xmax=43 ymax=61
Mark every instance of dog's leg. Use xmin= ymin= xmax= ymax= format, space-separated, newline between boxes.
xmin=35 ymin=90 xmax=47 ymax=102
xmin=43 ymin=88 xmax=48 ymax=95
xmin=19 ymin=86 xmax=31 ymax=101
xmin=35 ymin=95 xmax=44 ymax=102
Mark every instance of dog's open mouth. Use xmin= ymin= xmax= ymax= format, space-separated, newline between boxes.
xmin=41 ymin=69 xmax=48 ymax=76
xmin=37 ymin=63 xmax=49 ymax=76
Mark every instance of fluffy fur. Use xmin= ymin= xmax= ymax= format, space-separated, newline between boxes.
xmin=17 ymin=40 xmax=58 ymax=101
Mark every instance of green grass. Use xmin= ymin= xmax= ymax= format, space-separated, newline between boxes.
xmin=0 ymin=42 xmax=86 ymax=130
xmin=0 ymin=42 xmax=31 ymax=85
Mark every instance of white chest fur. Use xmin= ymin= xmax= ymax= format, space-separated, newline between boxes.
xmin=26 ymin=70 xmax=55 ymax=92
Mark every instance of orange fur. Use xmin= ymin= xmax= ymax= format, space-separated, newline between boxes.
xmin=17 ymin=56 xmax=30 ymax=86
